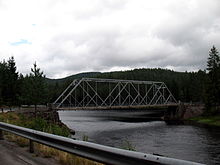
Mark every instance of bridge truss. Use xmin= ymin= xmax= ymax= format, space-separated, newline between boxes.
xmin=53 ymin=78 xmax=177 ymax=109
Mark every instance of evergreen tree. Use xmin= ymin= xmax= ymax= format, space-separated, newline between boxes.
xmin=205 ymin=46 xmax=220 ymax=111
xmin=29 ymin=62 xmax=47 ymax=110
xmin=0 ymin=57 xmax=19 ymax=106
xmin=0 ymin=62 xmax=7 ymax=106
xmin=20 ymin=75 xmax=32 ymax=105
xmin=7 ymin=57 xmax=19 ymax=105
xmin=207 ymin=46 xmax=220 ymax=80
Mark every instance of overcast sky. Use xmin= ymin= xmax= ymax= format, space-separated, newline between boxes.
xmin=0 ymin=0 xmax=220 ymax=78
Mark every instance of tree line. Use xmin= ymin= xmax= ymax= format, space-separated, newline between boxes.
xmin=0 ymin=46 xmax=219 ymax=113
xmin=0 ymin=58 xmax=47 ymax=108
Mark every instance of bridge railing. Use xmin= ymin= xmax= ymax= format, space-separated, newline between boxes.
xmin=0 ymin=122 xmax=203 ymax=165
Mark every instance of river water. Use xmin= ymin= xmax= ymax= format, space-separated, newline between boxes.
xmin=58 ymin=110 xmax=220 ymax=164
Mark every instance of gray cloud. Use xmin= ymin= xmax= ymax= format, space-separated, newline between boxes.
xmin=1 ymin=0 xmax=220 ymax=78
xmin=151 ymin=0 xmax=220 ymax=70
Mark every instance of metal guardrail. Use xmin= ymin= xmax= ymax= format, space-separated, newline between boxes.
xmin=0 ymin=122 xmax=204 ymax=165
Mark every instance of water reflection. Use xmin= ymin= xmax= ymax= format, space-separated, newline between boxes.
xmin=59 ymin=110 xmax=220 ymax=164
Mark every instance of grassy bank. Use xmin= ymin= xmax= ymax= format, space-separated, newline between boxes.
xmin=189 ymin=115 xmax=220 ymax=127
xmin=0 ymin=112 xmax=103 ymax=165
xmin=0 ymin=112 xmax=70 ymax=136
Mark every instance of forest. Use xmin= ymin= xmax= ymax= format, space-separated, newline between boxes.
xmin=0 ymin=46 xmax=219 ymax=113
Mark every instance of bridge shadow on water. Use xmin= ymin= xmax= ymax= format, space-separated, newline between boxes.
xmin=62 ymin=109 xmax=166 ymax=123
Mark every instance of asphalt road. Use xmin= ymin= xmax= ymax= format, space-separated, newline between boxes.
xmin=0 ymin=140 xmax=61 ymax=165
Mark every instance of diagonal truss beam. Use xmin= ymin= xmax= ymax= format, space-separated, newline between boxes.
xmin=53 ymin=78 xmax=177 ymax=108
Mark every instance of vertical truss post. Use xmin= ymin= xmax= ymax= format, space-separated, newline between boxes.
xmin=109 ymin=82 xmax=111 ymax=105
xmin=128 ymin=83 xmax=131 ymax=105
xmin=86 ymin=82 xmax=88 ymax=106
xmin=54 ymin=78 xmax=177 ymax=108
xmin=162 ymin=84 xmax=165 ymax=103
xmin=119 ymin=82 xmax=121 ymax=106
xmin=145 ymin=84 xmax=147 ymax=104
xmin=83 ymin=81 xmax=85 ymax=107
xmin=69 ymin=95 xmax=71 ymax=106
xmin=96 ymin=82 xmax=98 ymax=106
xmin=137 ymin=84 xmax=140 ymax=105
xmin=74 ymin=90 xmax=76 ymax=107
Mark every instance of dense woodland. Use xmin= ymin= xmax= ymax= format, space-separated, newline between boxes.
xmin=0 ymin=46 xmax=219 ymax=113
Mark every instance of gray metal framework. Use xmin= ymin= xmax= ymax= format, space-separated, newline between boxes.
xmin=54 ymin=78 xmax=177 ymax=109
xmin=0 ymin=122 xmax=203 ymax=165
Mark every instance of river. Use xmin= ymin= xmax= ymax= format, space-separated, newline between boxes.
xmin=58 ymin=110 xmax=220 ymax=164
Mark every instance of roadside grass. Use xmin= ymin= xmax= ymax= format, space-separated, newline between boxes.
xmin=0 ymin=112 xmax=103 ymax=165
xmin=189 ymin=115 xmax=220 ymax=127
xmin=121 ymin=140 xmax=136 ymax=151
xmin=0 ymin=112 xmax=71 ymax=137
xmin=5 ymin=133 xmax=29 ymax=147
xmin=35 ymin=143 xmax=102 ymax=165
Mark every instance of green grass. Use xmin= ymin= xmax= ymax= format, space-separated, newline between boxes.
xmin=0 ymin=112 xmax=71 ymax=137
xmin=189 ymin=115 xmax=220 ymax=127
xmin=121 ymin=140 xmax=136 ymax=151
xmin=0 ymin=112 xmax=103 ymax=165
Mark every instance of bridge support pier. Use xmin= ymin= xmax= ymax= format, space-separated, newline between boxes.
xmin=164 ymin=103 xmax=185 ymax=125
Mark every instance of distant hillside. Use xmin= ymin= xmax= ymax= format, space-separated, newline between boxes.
xmin=46 ymin=72 xmax=101 ymax=84
xmin=47 ymin=68 xmax=206 ymax=103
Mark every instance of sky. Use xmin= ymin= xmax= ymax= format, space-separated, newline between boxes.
xmin=0 ymin=0 xmax=220 ymax=78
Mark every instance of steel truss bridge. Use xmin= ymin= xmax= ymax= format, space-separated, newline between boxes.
xmin=53 ymin=78 xmax=177 ymax=110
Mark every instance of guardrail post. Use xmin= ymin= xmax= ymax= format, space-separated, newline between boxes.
xmin=29 ymin=140 xmax=34 ymax=153
xmin=0 ymin=130 xmax=4 ymax=140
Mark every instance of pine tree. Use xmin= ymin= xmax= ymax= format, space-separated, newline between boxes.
xmin=7 ymin=57 xmax=19 ymax=105
xmin=0 ymin=62 xmax=6 ymax=107
xmin=0 ymin=57 xmax=19 ymax=106
xmin=205 ymin=46 xmax=220 ymax=111
xmin=207 ymin=46 xmax=220 ymax=80
xmin=29 ymin=62 xmax=47 ymax=110
xmin=8 ymin=57 xmax=18 ymax=80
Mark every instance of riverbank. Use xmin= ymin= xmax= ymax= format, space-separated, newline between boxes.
xmin=0 ymin=112 xmax=103 ymax=165
xmin=188 ymin=115 xmax=220 ymax=127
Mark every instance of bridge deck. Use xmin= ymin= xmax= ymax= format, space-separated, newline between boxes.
xmin=57 ymin=104 xmax=178 ymax=111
